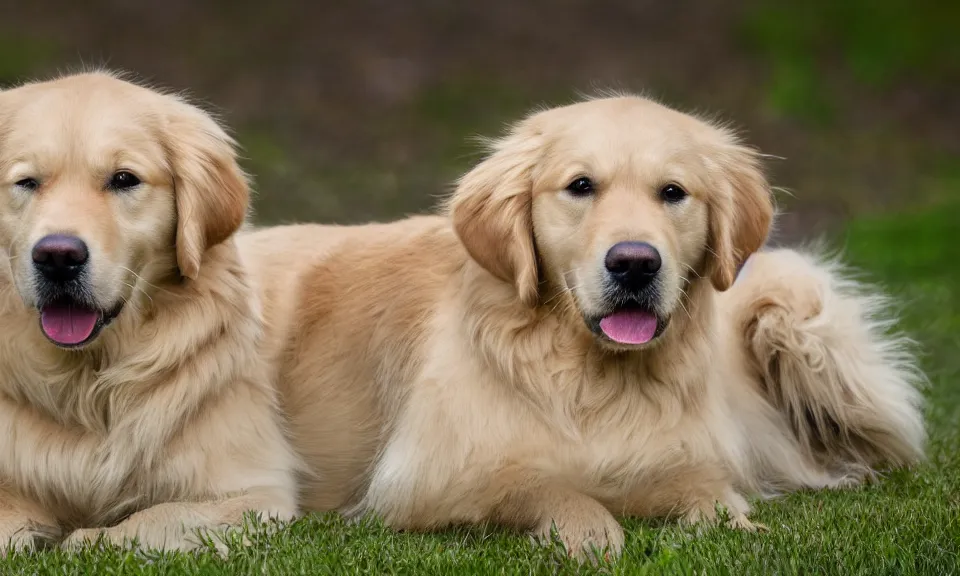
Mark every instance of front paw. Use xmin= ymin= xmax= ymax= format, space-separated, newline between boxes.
xmin=725 ymin=512 xmax=767 ymax=532
xmin=63 ymin=524 xmax=248 ymax=557
xmin=0 ymin=521 xmax=59 ymax=555
xmin=61 ymin=527 xmax=106 ymax=551
xmin=821 ymin=466 xmax=876 ymax=490
xmin=683 ymin=491 xmax=767 ymax=533
xmin=62 ymin=526 xmax=214 ymax=554
xmin=531 ymin=505 xmax=624 ymax=561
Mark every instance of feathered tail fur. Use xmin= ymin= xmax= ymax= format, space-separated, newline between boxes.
xmin=734 ymin=248 xmax=926 ymax=483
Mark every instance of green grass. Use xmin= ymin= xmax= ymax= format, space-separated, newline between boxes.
xmin=742 ymin=0 xmax=959 ymax=122
xmin=4 ymin=204 xmax=958 ymax=575
xmin=0 ymin=36 xmax=60 ymax=86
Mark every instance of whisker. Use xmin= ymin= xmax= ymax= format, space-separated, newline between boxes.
xmin=675 ymin=285 xmax=692 ymax=320
xmin=121 ymin=280 xmax=154 ymax=307
xmin=119 ymin=266 xmax=174 ymax=297
xmin=541 ymin=290 xmax=567 ymax=307
xmin=550 ymin=282 xmax=583 ymax=317
xmin=544 ymin=268 xmax=583 ymax=316
xmin=549 ymin=293 xmax=568 ymax=316
xmin=115 ymin=293 xmax=143 ymax=317
xmin=680 ymin=262 xmax=702 ymax=280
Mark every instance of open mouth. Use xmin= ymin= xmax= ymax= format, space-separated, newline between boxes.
xmin=38 ymin=297 xmax=124 ymax=348
xmin=591 ymin=300 xmax=668 ymax=346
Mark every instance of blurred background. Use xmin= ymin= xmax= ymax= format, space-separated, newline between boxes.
xmin=2 ymin=0 xmax=957 ymax=243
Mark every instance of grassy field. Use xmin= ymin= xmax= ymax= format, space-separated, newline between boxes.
xmin=3 ymin=203 xmax=957 ymax=575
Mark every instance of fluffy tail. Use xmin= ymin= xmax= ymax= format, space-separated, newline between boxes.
xmin=733 ymin=248 xmax=926 ymax=476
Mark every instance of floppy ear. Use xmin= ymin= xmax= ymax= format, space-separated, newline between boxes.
xmin=707 ymin=145 xmax=775 ymax=292
xmin=164 ymin=100 xmax=249 ymax=280
xmin=448 ymin=124 xmax=542 ymax=307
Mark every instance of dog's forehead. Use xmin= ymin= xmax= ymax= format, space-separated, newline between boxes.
xmin=543 ymin=98 xmax=719 ymax=154
xmin=12 ymin=78 xmax=155 ymax=128
xmin=1 ymin=76 xmax=165 ymax=166
xmin=535 ymin=98 xmax=721 ymax=180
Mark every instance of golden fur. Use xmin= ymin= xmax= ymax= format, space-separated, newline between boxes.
xmin=241 ymin=95 xmax=926 ymax=558
xmin=0 ymin=72 xmax=299 ymax=552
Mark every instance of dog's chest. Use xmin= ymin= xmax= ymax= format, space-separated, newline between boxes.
xmin=0 ymin=363 xmax=185 ymax=524
xmin=551 ymin=407 xmax=695 ymax=488
xmin=481 ymin=374 xmax=712 ymax=500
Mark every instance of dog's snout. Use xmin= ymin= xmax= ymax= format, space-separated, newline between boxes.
xmin=32 ymin=234 xmax=89 ymax=283
xmin=605 ymin=241 xmax=661 ymax=290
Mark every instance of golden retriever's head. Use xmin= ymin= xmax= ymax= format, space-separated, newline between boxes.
xmin=0 ymin=72 xmax=248 ymax=349
xmin=451 ymin=95 xmax=773 ymax=351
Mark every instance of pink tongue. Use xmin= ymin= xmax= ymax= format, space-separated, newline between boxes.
xmin=599 ymin=309 xmax=658 ymax=344
xmin=40 ymin=303 xmax=99 ymax=345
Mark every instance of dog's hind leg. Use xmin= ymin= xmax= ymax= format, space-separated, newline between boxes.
xmin=729 ymin=249 xmax=926 ymax=479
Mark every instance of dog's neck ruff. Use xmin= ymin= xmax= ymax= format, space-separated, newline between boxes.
xmin=459 ymin=265 xmax=718 ymax=416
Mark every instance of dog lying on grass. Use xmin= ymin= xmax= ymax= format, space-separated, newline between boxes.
xmin=241 ymin=94 xmax=926 ymax=559
xmin=0 ymin=72 xmax=299 ymax=552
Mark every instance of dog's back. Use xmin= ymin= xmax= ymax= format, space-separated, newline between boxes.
xmin=237 ymin=216 xmax=466 ymax=511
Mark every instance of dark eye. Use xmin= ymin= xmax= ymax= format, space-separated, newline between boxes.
xmin=565 ymin=176 xmax=595 ymax=197
xmin=108 ymin=171 xmax=141 ymax=191
xmin=14 ymin=178 xmax=39 ymax=191
xmin=660 ymin=184 xmax=687 ymax=203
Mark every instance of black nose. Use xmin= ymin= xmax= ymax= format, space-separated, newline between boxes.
xmin=604 ymin=241 xmax=662 ymax=291
xmin=32 ymin=234 xmax=89 ymax=283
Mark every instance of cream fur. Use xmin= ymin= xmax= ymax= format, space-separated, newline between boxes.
xmin=0 ymin=72 xmax=299 ymax=552
xmin=241 ymin=95 xmax=926 ymax=559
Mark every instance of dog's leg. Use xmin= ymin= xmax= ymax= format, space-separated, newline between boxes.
xmin=488 ymin=468 xmax=624 ymax=561
xmin=0 ymin=483 xmax=60 ymax=554
xmin=622 ymin=465 xmax=763 ymax=533
xmin=734 ymin=250 xmax=926 ymax=476
xmin=61 ymin=487 xmax=295 ymax=553
xmin=681 ymin=486 xmax=765 ymax=532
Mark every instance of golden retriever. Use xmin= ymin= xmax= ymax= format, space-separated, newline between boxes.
xmin=0 ymin=72 xmax=298 ymax=552
xmin=241 ymin=94 xmax=926 ymax=558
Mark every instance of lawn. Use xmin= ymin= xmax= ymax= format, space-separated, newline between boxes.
xmin=2 ymin=203 xmax=956 ymax=575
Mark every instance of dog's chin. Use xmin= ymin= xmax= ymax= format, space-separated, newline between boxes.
xmin=585 ymin=300 xmax=670 ymax=352
xmin=36 ymin=295 xmax=124 ymax=350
